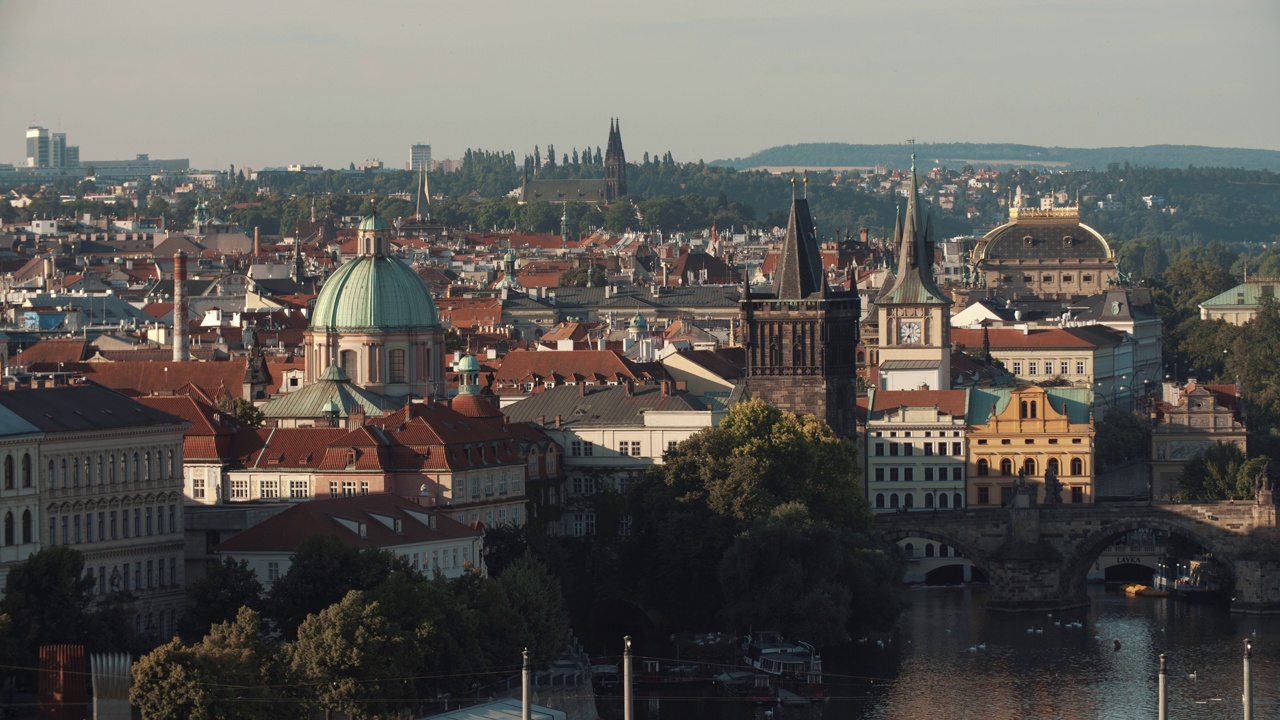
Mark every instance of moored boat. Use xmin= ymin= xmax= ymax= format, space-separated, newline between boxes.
xmin=741 ymin=631 xmax=827 ymax=703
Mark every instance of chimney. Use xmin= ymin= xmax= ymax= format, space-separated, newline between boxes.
xmin=554 ymin=414 xmax=562 ymax=428
xmin=661 ymin=380 xmax=673 ymax=396
xmin=538 ymin=414 xmax=546 ymax=427
xmin=624 ymin=379 xmax=634 ymax=397
xmin=579 ymin=382 xmax=587 ymax=396
xmin=172 ymin=251 xmax=190 ymax=362
xmin=253 ymin=226 xmax=261 ymax=257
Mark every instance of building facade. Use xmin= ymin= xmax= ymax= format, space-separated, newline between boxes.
xmin=864 ymin=389 xmax=969 ymax=513
xmin=1149 ymin=383 xmax=1247 ymax=502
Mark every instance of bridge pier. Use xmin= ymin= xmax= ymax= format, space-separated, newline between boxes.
xmin=1231 ymin=557 xmax=1280 ymax=614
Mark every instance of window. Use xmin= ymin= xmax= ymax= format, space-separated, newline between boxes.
xmin=145 ymin=508 xmax=153 ymax=535
xmin=875 ymin=468 xmax=884 ymax=482
xmin=231 ymin=479 xmax=249 ymax=500
xmin=977 ymin=459 xmax=989 ymax=476
xmin=1048 ymin=458 xmax=1060 ymax=476
xmin=630 ymin=442 xmax=641 ymax=457
xmin=904 ymin=467 xmax=914 ymax=482
xmin=110 ymin=511 xmax=118 ymax=539
xmin=1071 ymin=457 xmax=1084 ymax=475
xmin=939 ymin=493 xmax=949 ymax=509
xmin=147 ymin=561 xmax=154 ymax=589
xmin=889 ymin=443 xmax=899 ymax=457
xmin=1060 ymin=361 xmax=1069 ymax=375
xmin=952 ymin=442 xmax=961 ymax=456
xmin=512 ymin=507 xmax=521 ymax=526
xmin=1076 ymin=360 xmax=1086 ymax=375
xmin=3 ymin=512 xmax=12 ymax=546
xmin=666 ymin=441 xmax=678 ymax=454
xmin=290 ymin=480 xmax=309 ymax=499
xmin=268 ymin=562 xmax=280 ymax=583
xmin=1083 ymin=274 xmax=1093 ymax=282
xmin=193 ymin=477 xmax=205 ymax=500
xmin=1072 ymin=487 xmax=1084 ymax=503
xmin=158 ymin=561 xmax=166 ymax=587
xmin=904 ymin=494 xmax=914 ymax=509
xmin=342 ymin=481 xmax=356 ymax=497
xmin=389 ymin=349 xmax=406 ymax=383
xmin=874 ymin=443 xmax=885 ymax=456
xmin=582 ymin=442 xmax=593 ymax=457
xmin=1013 ymin=362 xmax=1022 ymax=375
xmin=954 ymin=492 xmax=963 ymax=508
xmin=3 ymin=455 xmax=11 ymax=489
xmin=924 ymin=467 xmax=934 ymax=481
xmin=170 ymin=558 xmax=177 ymax=587
xmin=21 ymin=454 xmax=31 ymax=487
xmin=134 ymin=509 xmax=141 ymax=537
xmin=261 ymin=479 xmax=279 ymax=499
xmin=571 ymin=441 xmax=582 ymax=457
xmin=1000 ymin=459 xmax=1012 ymax=476
xmin=978 ymin=487 xmax=989 ymax=505
xmin=1023 ymin=458 xmax=1037 ymax=476
xmin=875 ymin=493 xmax=885 ymax=508
xmin=361 ymin=481 xmax=370 ymax=495
xmin=889 ymin=468 xmax=899 ymax=482
xmin=1029 ymin=362 xmax=1038 ymax=376
xmin=329 ymin=481 xmax=338 ymax=496
xmin=169 ymin=505 xmax=177 ymax=533
xmin=937 ymin=467 xmax=947 ymax=481
xmin=889 ymin=494 xmax=899 ymax=509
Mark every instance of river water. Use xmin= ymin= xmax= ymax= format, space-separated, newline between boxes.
xmin=609 ymin=585 xmax=1280 ymax=720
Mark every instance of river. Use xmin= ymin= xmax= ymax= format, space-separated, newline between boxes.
xmin=604 ymin=585 xmax=1280 ymax=720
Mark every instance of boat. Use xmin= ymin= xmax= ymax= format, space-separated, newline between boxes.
xmin=741 ymin=631 xmax=827 ymax=703
xmin=1122 ymin=583 xmax=1170 ymax=598
xmin=636 ymin=659 xmax=707 ymax=685
xmin=1155 ymin=557 xmax=1230 ymax=603
xmin=590 ymin=663 xmax=620 ymax=691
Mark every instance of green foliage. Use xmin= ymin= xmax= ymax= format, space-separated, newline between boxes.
xmin=1094 ymin=408 xmax=1152 ymax=469
xmin=264 ymin=535 xmax=406 ymax=638
xmin=214 ymin=395 xmax=265 ymax=428
xmin=626 ymin=400 xmax=898 ymax=643
xmin=285 ymin=591 xmax=410 ymax=719
xmin=183 ymin=557 xmax=263 ymax=641
xmin=558 ymin=264 xmax=604 ymax=288
xmin=496 ymin=552 xmax=569 ymax=668
xmin=1179 ymin=444 xmax=1263 ymax=501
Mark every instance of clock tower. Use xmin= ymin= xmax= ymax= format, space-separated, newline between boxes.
xmin=876 ymin=154 xmax=953 ymax=390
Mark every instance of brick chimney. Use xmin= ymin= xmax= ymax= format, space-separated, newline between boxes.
xmin=172 ymin=251 xmax=189 ymax=362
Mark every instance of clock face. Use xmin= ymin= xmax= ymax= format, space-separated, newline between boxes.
xmin=899 ymin=322 xmax=922 ymax=344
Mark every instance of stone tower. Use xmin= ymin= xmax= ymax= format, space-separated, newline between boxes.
xmin=741 ymin=180 xmax=861 ymax=437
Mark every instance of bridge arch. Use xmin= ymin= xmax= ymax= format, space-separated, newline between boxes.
xmin=878 ymin=526 xmax=991 ymax=580
xmin=1059 ymin=516 xmax=1233 ymax=599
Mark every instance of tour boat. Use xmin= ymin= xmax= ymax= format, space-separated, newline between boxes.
xmin=741 ymin=631 xmax=827 ymax=702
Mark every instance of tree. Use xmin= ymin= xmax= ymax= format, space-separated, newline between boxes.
xmin=558 ymin=264 xmax=603 ymax=288
xmin=183 ymin=558 xmax=263 ymax=640
xmin=1094 ymin=408 xmax=1151 ymax=470
xmin=214 ymin=395 xmax=264 ymax=428
xmin=132 ymin=607 xmax=281 ymax=720
xmin=264 ymin=535 xmax=404 ymax=638
xmin=1179 ymin=443 xmax=1260 ymax=501
xmin=0 ymin=547 xmax=96 ymax=675
xmin=496 ymin=552 xmax=568 ymax=668
xmin=285 ymin=591 xmax=413 ymax=719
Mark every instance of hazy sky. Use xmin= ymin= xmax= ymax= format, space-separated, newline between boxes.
xmin=2 ymin=0 xmax=1277 ymax=170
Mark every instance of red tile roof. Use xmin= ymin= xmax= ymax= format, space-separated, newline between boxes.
xmin=869 ymin=389 xmax=968 ymax=419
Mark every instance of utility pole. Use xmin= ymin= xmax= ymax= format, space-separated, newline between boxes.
xmin=623 ymin=636 xmax=633 ymax=720
xmin=1243 ymin=638 xmax=1253 ymax=720
xmin=1157 ymin=653 xmax=1166 ymax=720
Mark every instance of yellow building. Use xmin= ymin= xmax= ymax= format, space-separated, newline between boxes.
xmin=966 ymin=386 xmax=1095 ymax=507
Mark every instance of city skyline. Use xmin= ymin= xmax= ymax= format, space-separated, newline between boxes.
xmin=1 ymin=0 xmax=1278 ymax=171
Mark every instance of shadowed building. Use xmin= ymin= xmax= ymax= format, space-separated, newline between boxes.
xmin=740 ymin=181 xmax=860 ymax=436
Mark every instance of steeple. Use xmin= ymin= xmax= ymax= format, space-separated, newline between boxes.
xmin=604 ymin=117 xmax=627 ymax=201
xmin=415 ymin=166 xmax=431 ymax=222
xmin=879 ymin=153 xmax=949 ymax=306
xmin=773 ymin=182 xmax=826 ymax=300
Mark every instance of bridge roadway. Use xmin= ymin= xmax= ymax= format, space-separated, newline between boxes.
xmin=874 ymin=496 xmax=1280 ymax=613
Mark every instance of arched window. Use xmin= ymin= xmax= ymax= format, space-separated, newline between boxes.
xmin=21 ymin=510 xmax=31 ymax=544
xmin=1030 ymin=401 xmax=1038 ymax=419
xmin=1000 ymin=458 xmax=1013 ymax=476
xmin=60 ymin=459 xmax=67 ymax=488
xmin=890 ymin=493 xmax=900 ymax=509
xmin=940 ymin=544 xmax=950 ymax=557
xmin=1071 ymin=457 xmax=1084 ymax=475
xmin=875 ymin=493 xmax=885 ymax=509
xmin=857 ymin=350 xmax=866 ymax=364
xmin=1020 ymin=400 xmax=1029 ymax=419
xmin=904 ymin=494 xmax=915 ymax=509
xmin=1023 ymin=458 xmax=1037 ymax=476
xmin=954 ymin=492 xmax=963 ymax=509
xmin=168 ymin=449 xmax=176 ymax=479
xmin=903 ymin=542 xmax=915 ymax=558
xmin=924 ymin=493 xmax=934 ymax=509
xmin=145 ymin=451 xmax=152 ymax=481
xmin=3 ymin=455 xmax=12 ymax=490
xmin=133 ymin=453 xmax=140 ymax=483
xmin=21 ymin=454 xmax=31 ymax=487
xmin=925 ymin=543 xmax=935 ymax=558
xmin=388 ymin=349 xmax=407 ymax=384
xmin=977 ymin=459 xmax=989 ymax=476
xmin=73 ymin=459 xmax=81 ymax=487
xmin=47 ymin=460 xmax=56 ymax=489
xmin=340 ymin=349 xmax=358 ymax=379
xmin=939 ymin=493 xmax=949 ymax=509
xmin=3 ymin=512 xmax=12 ymax=545
xmin=1047 ymin=458 xmax=1060 ymax=476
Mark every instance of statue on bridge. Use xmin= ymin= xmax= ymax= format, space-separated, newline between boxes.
xmin=1043 ymin=465 xmax=1063 ymax=505
xmin=1256 ymin=460 xmax=1274 ymax=505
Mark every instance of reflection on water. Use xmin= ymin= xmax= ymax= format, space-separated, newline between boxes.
xmin=611 ymin=585 xmax=1280 ymax=720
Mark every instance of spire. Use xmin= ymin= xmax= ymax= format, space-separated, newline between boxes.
xmin=773 ymin=189 xmax=826 ymax=300
xmin=879 ymin=152 xmax=949 ymax=306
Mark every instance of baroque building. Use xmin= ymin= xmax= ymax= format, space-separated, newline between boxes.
xmin=740 ymin=183 xmax=860 ymax=436
xmin=303 ymin=213 xmax=445 ymax=399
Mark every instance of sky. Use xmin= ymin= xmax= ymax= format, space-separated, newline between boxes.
xmin=1 ymin=0 xmax=1277 ymax=171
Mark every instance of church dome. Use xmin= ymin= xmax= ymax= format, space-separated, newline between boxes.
xmin=978 ymin=212 xmax=1111 ymax=262
xmin=310 ymin=255 xmax=441 ymax=332
xmin=628 ymin=312 xmax=648 ymax=330
xmin=358 ymin=214 xmax=391 ymax=233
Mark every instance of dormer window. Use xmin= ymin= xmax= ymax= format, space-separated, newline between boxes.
xmin=393 ymin=518 xmax=403 ymax=534
xmin=346 ymin=449 xmax=357 ymax=467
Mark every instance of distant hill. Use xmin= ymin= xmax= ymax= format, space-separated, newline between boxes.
xmin=714 ymin=143 xmax=1280 ymax=173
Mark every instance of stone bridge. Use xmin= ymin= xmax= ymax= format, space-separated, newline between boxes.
xmin=874 ymin=499 xmax=1280 ymax=613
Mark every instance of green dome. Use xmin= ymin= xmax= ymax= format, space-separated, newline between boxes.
xmin=454 ymin=354 xmax=481 ymax=373
xmin=358 ymin=214 xmax=391 ymax=232
xmin=310 ymin=255 xmax=440 ymax=332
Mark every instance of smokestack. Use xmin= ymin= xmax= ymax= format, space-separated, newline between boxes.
xmin=172 ymin=251 xmax=190 ymax=362
xmin=253 ymin=226 xmax=261 ymax=258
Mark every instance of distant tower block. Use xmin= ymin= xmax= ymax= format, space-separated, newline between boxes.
xmin=410 ymin=143 xmax=432 ymax=171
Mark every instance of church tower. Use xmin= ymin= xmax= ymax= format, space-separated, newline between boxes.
xmin=741 ymin=178 xmax=861 ymax=437
xmin=604 ymin=118 xmax=627 ymax=202
xmin=876 ymin=154 xmax=953 ymax=390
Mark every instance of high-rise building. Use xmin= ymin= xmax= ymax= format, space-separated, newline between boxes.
xmin=25 ymin=126 xmax=50 ymax=168
xmin=410 ymin=143 xmax=432 ymax=171
xmin=51 ymin=132 xmax=66 ymax=168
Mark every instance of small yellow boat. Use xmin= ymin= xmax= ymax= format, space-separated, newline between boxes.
xmin=1123 ymin=583 xmax=1170 ymax=598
